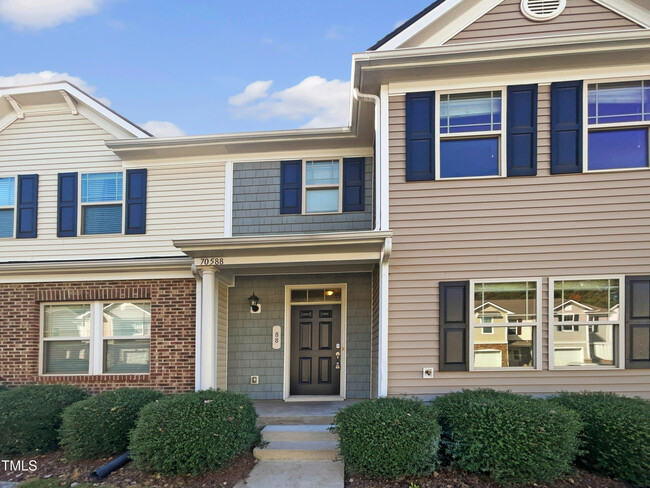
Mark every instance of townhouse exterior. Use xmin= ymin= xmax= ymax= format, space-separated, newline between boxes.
xmin=1 ymin=0 xmax=650 ymax=400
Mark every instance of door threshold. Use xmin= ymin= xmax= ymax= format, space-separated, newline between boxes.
xmin=285 ymin=395 xmax=345 ymax=402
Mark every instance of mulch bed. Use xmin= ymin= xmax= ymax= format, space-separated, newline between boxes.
xmin=1 ymin=450 xmax=256 ymax=488
xmin=345 ymin=467 xmax=633 ymax=488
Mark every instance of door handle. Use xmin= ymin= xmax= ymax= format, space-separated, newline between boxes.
xmin=335 ymin=351 xmax=341 ymax=358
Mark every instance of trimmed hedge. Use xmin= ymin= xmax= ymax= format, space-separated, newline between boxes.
xmin=129 ymin=390 xmax=258 ymax=475
xmin=550 ymin=392 xmax=650 ymax=487
xmin=432 ymin=389 xmax=582 ymax=486
xmin=60 ymin=388 xmax=164 ymax=459
xmin=0 ymin=384 xmax=87 ymax=455
xmin=331 ymin=397 xmax=441 ymax=478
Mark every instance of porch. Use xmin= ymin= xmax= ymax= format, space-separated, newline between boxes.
xmin=254 ymin=399 xmax=362 ymax=426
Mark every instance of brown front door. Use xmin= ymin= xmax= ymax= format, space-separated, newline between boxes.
xmin=290 ymin=305 xmax=341 ymax=396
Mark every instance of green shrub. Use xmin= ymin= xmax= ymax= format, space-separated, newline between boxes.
xmin=550 ymin=392 xmax=650 ymax=487
xmin=432 ymin=389 xmax=582 ymax=486
xmin=331 ymin=397 xmax=441 ymax=478
xmin=0 ymin=384 xmax=87 ymax=455
xmin=129 ymin=390 xmax=258 ymax=475
xmin=0 ymin=385 xmax=7 ymax=392
xmin=60 ymin=388 xmax=163 ymax=459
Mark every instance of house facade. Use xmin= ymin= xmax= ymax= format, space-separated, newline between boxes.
xmin=2 ymin=0 xmax=650 ymax=399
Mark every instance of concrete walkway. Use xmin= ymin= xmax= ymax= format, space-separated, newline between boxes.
xmin=236 ymin=460 xmax=344 ymax=488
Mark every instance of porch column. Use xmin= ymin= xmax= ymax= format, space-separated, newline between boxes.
xmin=199 ymin=267 xmax=218 ymax=390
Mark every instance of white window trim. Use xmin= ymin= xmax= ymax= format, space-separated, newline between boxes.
xmin=469 ymin=278 xmax=542 ymax=372
xmin=548 ymin=275 xmax=625 ymax=370
xmin=302 ymin=158 xmax=343 ymax=215
xmin=39 ymin=300 xmax=151 ymax=376
xmin=583 ymin=77 xmax=650 ymax=174
xmin=0 ymin=176 xmax=17 ymax=239
xmin=78 ymin=171 xmax=126 ymax=236
xmin=435 ymin=87 xmax=507 ymax=181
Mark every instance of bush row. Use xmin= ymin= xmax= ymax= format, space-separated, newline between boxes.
xmin=333 ymin=390 xmax=650 ymax=487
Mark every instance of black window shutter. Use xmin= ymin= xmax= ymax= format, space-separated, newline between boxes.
xmin=626 ymin=276 xmax=650 ymax=369
xmin=551 ymin=81 xmax=583 ymax=174
xmin=125 ymin=169 xmax=147 ymax=235
xmin=16 ymin=174 xmax=38 ymax=238
xmin=406 ymin=92 xmax=435 ymax=181
xmin=342 ymin=157 xmax=365 ymax=212
xmin=440 ymin=281 xmax=469 ymax=372
xmin=280 ymin=160 xmax=302 ymax=214
xmin=507 ymin=84 xmax=538 ymax=177
xmin=57 ymin=172 xmax=78 ymax=237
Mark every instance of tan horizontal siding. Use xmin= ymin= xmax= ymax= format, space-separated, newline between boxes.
xmin=0 ymin=112 xmax=225 ymax=262
xmin=388 ymin=94 xmax=650 ymax=398
xmin=446 ymin=0 xmax=643 ymax=45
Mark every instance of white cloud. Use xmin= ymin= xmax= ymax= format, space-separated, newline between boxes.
xmin=230 ymin=76 xmax=350 ymax=129
xmin=141 ymin=121 xmax=186 ymax=138
xmin=0 ymin=0 xmax=105 ymax=29
xmin=228 ymin=80 xmax=273 ymax=107
xmin=0 ymin=70 xmax=110 ymax=105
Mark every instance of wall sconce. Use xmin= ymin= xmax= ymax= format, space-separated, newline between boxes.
xmin=248 ymin=293 xmax=261 ymax=314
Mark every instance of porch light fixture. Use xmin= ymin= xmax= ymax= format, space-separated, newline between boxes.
xmin=325 ymin=290 xmax=335 ymax=296
xmin=248 ymin=293 xmax=261 ymax=313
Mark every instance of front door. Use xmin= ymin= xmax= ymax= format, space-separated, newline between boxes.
xmin=290 ymin=305 xmax=341 ymax=396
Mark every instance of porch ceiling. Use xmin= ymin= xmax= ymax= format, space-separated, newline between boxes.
xmin=173 ymin=231 xmax=392 ymax=270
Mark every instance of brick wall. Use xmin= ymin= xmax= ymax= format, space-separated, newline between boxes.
xmin=0 ymin=279 xmax=196 ymax=393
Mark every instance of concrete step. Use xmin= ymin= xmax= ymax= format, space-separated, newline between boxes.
xmin=261 ymin=424 xmax=337 ymax=442
xmin=254 ymin=440 xmax=339 ymax=461
xmin=257 ymin=415 xmax=335 ymax=426
xmin=235 ymin=460 xmax=344 ymax=488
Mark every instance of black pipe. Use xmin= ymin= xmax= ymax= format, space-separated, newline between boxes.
xmin=90 ymin=451 xmax=131 ymax=480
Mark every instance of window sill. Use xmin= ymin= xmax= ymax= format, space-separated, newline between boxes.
xmin=39 ymin=372 xmax=151 ymax=377
xmin=584 ymin=166 xmax=650 ymax=174
xmin=438 ymin=174 xmax=505 ymax=181
xmin=549 ymin=366 xmax=622 ymax=371
xmin=470 ymin=367 xmax=539 ymax=372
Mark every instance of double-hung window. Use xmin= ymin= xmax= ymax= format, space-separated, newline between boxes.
xmin=550 ymin=278 xmax=623 ymax=368
xmin=0 ymin=177 xmax=15 ymax=238
xmin=41 ymin=301 xmax=150 ymax=375
xmin=587 ymin=81 xmax=650 ymax=171
xmin=470 ymin=279 xmax=541 ymax=370
xmin=304 ymin=160 xmax=341 ymax=214
xmin=439 ymin=91 xmax=504 ymax=178
xmin=81 ymin=172 xmax=123 ymax=234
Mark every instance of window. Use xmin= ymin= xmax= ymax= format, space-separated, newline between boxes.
xmin=587 ymin=81 xmax=650 ymax=171
xmin=41 ymin=301 xmax=150 ymax=375
xmin=439 ymin=91 xmax=504 ymax=178
xmin=471 ymin=280 xmax=540 ymax=369
xmin=550 ymin=278 xmax=623 ymax=368
xmin=0 ymin=177 xmax=15 ymax=238
xmin=81 ymin=172 xmax=123 ymax=234
xmin=304 ymin=160 xmax=341 ymax=214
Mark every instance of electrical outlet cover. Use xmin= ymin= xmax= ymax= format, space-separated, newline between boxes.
xmin=422 ymin=367 xmax=434 ymax=378
xmin=250 ymin=375 xmax=259 ymax=385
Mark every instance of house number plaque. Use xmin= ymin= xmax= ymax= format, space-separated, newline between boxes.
xmin=272 ymin=326 xmax=282 ymax=350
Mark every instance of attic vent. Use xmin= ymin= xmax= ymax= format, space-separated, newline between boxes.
xmin=521 ymin=0 xmax=566 ymax=21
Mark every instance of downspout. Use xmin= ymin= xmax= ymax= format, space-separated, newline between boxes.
xmin=353 ymin=88 xmax=381 ymax=231
xmin=191 ymin=264 xmax=202 ymax=391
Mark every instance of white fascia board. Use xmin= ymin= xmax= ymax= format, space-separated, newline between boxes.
xmin=0 ymin=82 xmax=151 ymax=139
xmin=594 ymin=0 xmax=650 ymax=29
xmin=376 ymin=0 xmax=465 ymax=51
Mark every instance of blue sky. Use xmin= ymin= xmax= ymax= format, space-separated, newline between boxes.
xmin=0 ymin=0 xmax=429 ymax=136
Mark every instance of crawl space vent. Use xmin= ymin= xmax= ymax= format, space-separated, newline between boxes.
xmin=521 ymin=0 xmax=567 ymax=21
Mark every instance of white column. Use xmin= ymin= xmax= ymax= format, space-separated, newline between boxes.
xmin=200 ymin=267 xmax=217 ymax=390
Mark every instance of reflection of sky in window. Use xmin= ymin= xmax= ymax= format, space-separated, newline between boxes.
xmin=81 ymin=172 xmax=123 ymax=203
xmin=306 ymin=161 xmax=339 ymax=185
xmin=0 ymin=177 xmax=15 ymax=206
xmin=588 ymin=81 xmax=650 ymax=124
xmin=440 ymin=91 xmax=501 ymax=134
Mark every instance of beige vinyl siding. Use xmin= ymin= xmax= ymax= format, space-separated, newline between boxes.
xmin=371 ymin=264 xmax=380 ymax=398
xmin=446 ymin=0 xmax=643 ymax=45
xmin=217 ymin=281 xmax=228 ymax=390
xmin=0 ymin=112 xmax=225 ymax=262
xmin=388 ymin=94 xmax=650 ymax=398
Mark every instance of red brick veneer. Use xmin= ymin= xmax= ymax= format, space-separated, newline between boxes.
xmin=0 ymin=279 xmax=196 ymax=393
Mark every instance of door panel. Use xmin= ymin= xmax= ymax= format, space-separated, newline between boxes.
xmin=290 ymin=304 xmax=341 ymax=396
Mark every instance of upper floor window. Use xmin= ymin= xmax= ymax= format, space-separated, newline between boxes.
xmin=304 ymin=160 xmax=341 ymax=214
xmin=81 ymin=172 xmax=123 ymax=235
xmin=587 ymin=81 xmax=650 ymax=171
xmin=439 ymin=91 xmax=504 ymax=178
xmin=0 ymin=177 xmax=15 ymax=238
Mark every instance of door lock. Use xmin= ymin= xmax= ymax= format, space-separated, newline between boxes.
xmin=336 ymin=343 xmax=341 ymax=349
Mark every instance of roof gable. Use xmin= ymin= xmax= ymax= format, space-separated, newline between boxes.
xmin=369 ymin=0 xmax=649 ymax=51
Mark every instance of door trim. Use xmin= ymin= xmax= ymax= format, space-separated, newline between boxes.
xmin=283 ymin=283 xmax=347 ymax=401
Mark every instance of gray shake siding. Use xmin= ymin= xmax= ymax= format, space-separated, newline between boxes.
xmin=227 ymin=273 xmax=371 ymax=400
xmin=232 ymin=159 xmax=373 ymax=236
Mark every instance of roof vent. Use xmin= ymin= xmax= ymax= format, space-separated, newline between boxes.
xmin=521 ymin=0 xmax=566 ymax=21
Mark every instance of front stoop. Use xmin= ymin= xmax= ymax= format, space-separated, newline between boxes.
xmin=237 ymin=424 xmax=344 ymax=487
